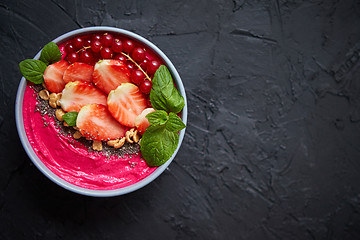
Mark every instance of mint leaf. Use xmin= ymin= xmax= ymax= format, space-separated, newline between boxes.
xmin=150 ymin=65 xmax=185 ymax=113
xmin=39 ymin=42 xmax=61 ymax=65
xmin=146 ymin=110 xmax=168 ymax=126
xmin=62 ymin=111 xmax=78 ymax=126
xmin=166 ymin=112 xmax=186 ymax=132
xmin=140 ymin=125 xmax=179 ymax=167
xmin=149 ymin=91 xmax=169 ymax=112
xmin=19 ymin=59 xmax=47 ymax=84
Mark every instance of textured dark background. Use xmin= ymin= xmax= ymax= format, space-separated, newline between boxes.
xmin=1 ymin=0 xmax=360 ymax=239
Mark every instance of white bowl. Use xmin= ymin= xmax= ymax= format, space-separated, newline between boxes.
xmin=15 ymin=26 xmax=187 ymax=197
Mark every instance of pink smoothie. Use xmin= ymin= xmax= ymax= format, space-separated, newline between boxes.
xmin=23 ymin=85 xmax=157 ymax=190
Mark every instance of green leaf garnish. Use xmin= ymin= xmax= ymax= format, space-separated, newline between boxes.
xmin=62 ymin=111 xmax=78 ymax=126
xmin=149 ymin=65 xmax=185 ymax=113
xmin=165 ymin=112 xmax=186 ymax=132
xmin=146 ymin=110 xmax=168 ymax=126
xmin=141 ymin=111 xmax=186 ymax=166
xmin=39 ymin=42 xmax=61 ymax=65
xmin=146 ymin=111 xmax=185 ymax=132
xmin=140 ymin=125 xmax=179 ymax=167
xmin=19 ymin=41 xmax=61 ymax=84
xmin=19 ymin=59 xmax=47 ymax=84
xmin=141 ymin=66 xmax=186 ymax=166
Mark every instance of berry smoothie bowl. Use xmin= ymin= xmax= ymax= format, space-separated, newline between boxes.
xmin=15 ymin=26 xmax=187 ymax=197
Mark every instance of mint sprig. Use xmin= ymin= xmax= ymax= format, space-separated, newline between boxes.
xmin=62 ymin=111 xmax=78 ymax=126
xmin=149 ymin=65 xmax=185 ymax=113
xmin=19 ymin=42 xmax=61 ymax=84
xmin=140 ymin=111 xmax=185 ymax=167
xmin=141 ymin=66 xmax=186 ymax=167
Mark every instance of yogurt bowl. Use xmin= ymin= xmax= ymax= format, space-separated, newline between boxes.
xmin=15 ymin=26 xmax=187 ymax=197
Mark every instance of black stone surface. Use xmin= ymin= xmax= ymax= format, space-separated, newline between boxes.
xmin=1 ymin=0 xmax=360 ymax=239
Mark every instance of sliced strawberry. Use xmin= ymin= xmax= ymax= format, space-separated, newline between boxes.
xmin=135 ymin=108 xmax=155 ymax=134
xmin=92 ymin=59 xmax=131 ymax=94
xmin=43 ymin=60 xmax=69 ymax=93
xmin=107 ymin=83 xmax=147 ymax=127
xmin=60 ymin=81 xmax=107 ymax=112
xmin=76 ymin=104 xmax=126 ymax=141
xmin=63 ymin=62 xmax=94 ymax=83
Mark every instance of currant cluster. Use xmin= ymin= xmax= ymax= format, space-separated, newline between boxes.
xmin=63 ymin=33 xmax=161 ymax=95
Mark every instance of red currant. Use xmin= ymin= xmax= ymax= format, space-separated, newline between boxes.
xmin=114 ymin=54 xmax=126 ymax=62
xmin=131 ymin=70 xmax=145 ymax=85
xmin=84 ymin=39 xmax=91 ymax=47
xmin=101 ymin=33 xmax=113 ymax=47
xmin=112 ymin=39 xmax=123 ymax=53
xmin=147 ymin=60 xmax=160 ymax=74
xmin=91 ymin=40 xmax=102 ymax=53
xmin=126 ymin=61 xmax=135 ymax=71
xmin=80 ymin=50 xmax=94 ymax=65
xmin=65 ymin=43 xmax=76 ymax=53
xmin=101 ymin=47 xmax=113 ymax=59
xmin=73 ymin=37 xmax=84 ymax=49
xmin=123 ymin=40 xmax=134 ymax=53
xmin=67 ymin=52 xmax=79 ymax=63
xmin=140 ymin=59 xmax=149 ymax=71
xmin=131 ymin=47 xmax=145 ymax=62
xmin=144 ymin=52 xmax=154 ymax=61
xmin=140 ymin=80 xmax=152 ymax=94
xmin=92 ymin=34 xmax=101 ymax=42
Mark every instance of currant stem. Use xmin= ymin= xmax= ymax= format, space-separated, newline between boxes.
xmin=121 ymin=52 xmax=152 ymax=82
xmin=76 ymin=46 xmax=91 ymax=53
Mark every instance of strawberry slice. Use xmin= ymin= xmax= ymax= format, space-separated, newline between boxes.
xmin=135 ymin=108 xmax=155 ymax=134
xmin=60 ymin=81 xmax=107 ymax=112
xmin=63 ymin=62 xmax=94 ymax=83
xmin=76 ymin=104 xmax=126 ymax=141
xmin=43 ymin=60 xmax=69 ymax=93
xmin=107 ymin=83 xmax=147 ymax=127
xmin=92 ymin=59 xmax=131 ymax=94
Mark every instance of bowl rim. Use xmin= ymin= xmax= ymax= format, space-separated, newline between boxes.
xmin=15 ymin=26 xmax=187 ymax=197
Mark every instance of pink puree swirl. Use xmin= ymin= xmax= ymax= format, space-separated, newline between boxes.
xmin=23 ymin=85 xmax=157 ymax=190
